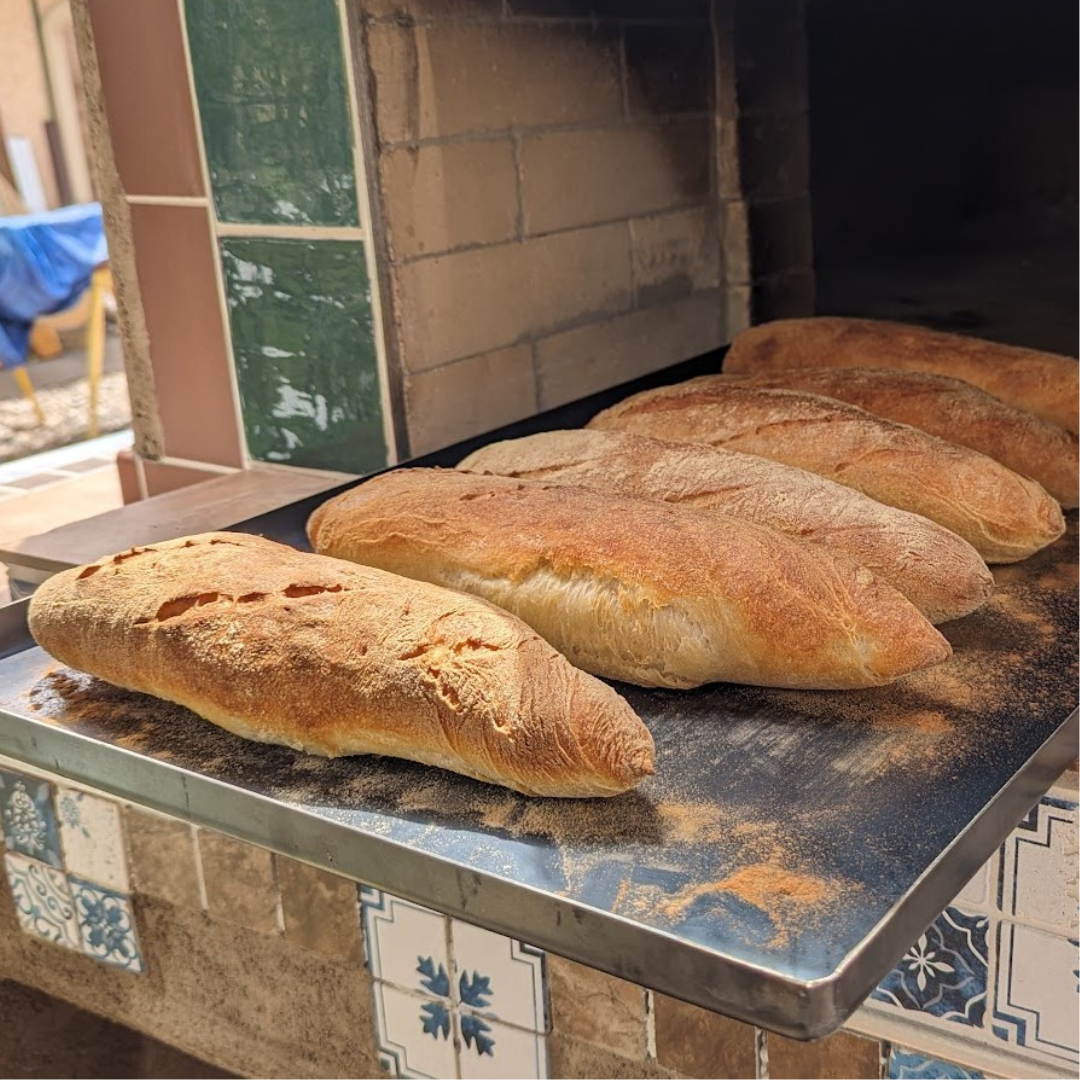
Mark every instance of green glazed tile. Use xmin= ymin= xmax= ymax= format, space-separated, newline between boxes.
xmin=186 ymin=0 xmax=359 ymax=226
xmin=221 ymin=238 xmax=387 ymax=472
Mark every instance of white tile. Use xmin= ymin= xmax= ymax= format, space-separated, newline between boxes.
xmin=374 ymin=981 xmax=458 ymax=1080
xmin=993 ymin=920 xmax=1078 ymax=1064
xmin=456 ymin=1013 xmax=548 ymax=1080
xmin=362 ymin=889 xmax=451 ymax=996
xmin=1000 ymin=797 xmax=1078 ymax=935
xmin=55 ymin=786 xmax=130 ymax=893
xmin=4 ymin=852 xmax=80 ymax=951
xmin=955 ymin=852 xmax=995 ymax=910
xmin=69 ymin=877 xmax=144 ymax=973
xmin=451 ymin=920 xmax=547 ymax=1032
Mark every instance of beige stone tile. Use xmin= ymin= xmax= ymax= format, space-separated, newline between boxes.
xmin=275 ymin=855 xmax=361 ymax=961
xmin=767 ymin=1029 xmax=881 ymax=1079
xmin=0 ymin=466 xmax=353 ymax=570
xmin=521 ymin=119 xmax=711 ymax=236
xmin=397 ymin=223 xmax=632 ymax=372
xmin=380 ymin=138 xmax=518 ymax=261
xmin=631 ymin=206 xmax=721 ymax=306
xmin=653 ymin=992 xmax=756 ymax=1079
xmin=0 ymin=469 xmax=123 ymax=550
xmin=125 ymin=808 xmax=203 ymax=911
xmin=547 ymin=1032 xmax=676 ymax=1079
xmin=0 ymin=979 xmax=234 ymax=1078
xmin=536 ymin=291 xmax=722 ymax=409
xmin=367 ymin=22 xmax=623 ymax=144
xmin=197 ymin=830 xmax=279 ymax=935
xmin=0 ymin=882 xmax=380 ymax=1079
xmin=405 ymin=345 xmax=536 ymax=455
xmin=547 ymin=955 xmax=647 ymax=1059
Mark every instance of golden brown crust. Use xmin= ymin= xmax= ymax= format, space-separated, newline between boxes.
xmin=457 ymin=428 xmax=994 ymax=624
xmin=721 ymin=367 xmax=1078 ymax=508
xmin=27 ymin=532 xmax=655 ymax=798
xmin=308 ymin=469 xmax=952 ymax=690
xmin=588 ymin=382 xmax=1065 ymax=564
xmin=723 ymin=317 xmax=1080 ymax=433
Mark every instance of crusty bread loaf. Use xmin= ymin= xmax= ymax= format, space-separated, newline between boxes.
xmin=457 ymin=429 xmax=993 ymax=624
xmin=722 ymin=367 xmax=1079 ymax=508
xmin=587 ymin=382 xmax=1065 ymax=563
xmin=723 ymin=317 xmax=1080 ymax=433
xmin=307 ymin=469 xmax=951 ymax=691
xmin=27 ymin=532 xmax=655 ymax=798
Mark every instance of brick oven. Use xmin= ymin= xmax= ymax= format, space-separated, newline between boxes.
xmin=0 ymin=2 xmax=1074 ymax=1079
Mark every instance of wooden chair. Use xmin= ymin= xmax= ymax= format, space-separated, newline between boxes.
xmin=15 ymin=263 xmax=113 ymax=436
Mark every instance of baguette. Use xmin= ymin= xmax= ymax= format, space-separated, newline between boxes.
xmin=587 ymin=382 xmax=1065 ymax=563
xmin=307 ymin=469 xmax=952 ymax=691
xmin=723 ymin=317 xmax=1080 ymax=433
xmin=27 ymin=532 xmax=655 ymax=798
xmin=722 ymin=367 xmax=1079 ymax=508
xmin=457 ymin=429 xmax=993 ymax=624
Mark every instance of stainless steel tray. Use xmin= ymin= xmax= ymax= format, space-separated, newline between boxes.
xmin=0 ymin=354 xmax=1075 ymax=1038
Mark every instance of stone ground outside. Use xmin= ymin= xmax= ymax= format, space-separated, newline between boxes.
xmin=0 ymin=330 xmax=130 ymax=463
xmin=0 ymin=332 xmax=132 ymax=603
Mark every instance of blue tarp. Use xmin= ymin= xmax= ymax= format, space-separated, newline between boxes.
xmin=0 ymin=202 xmax=108 ymax=368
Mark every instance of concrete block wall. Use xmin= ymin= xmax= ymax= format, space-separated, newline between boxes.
xmin=716 ymin=0 xmax=814 ymax=329
xmin=2 ymin=751 xmax=1075 ymax=1078
xmin=356 ymin=0 xmax=728 ymax=455
xmin=70 ymin=0 xmax=817 ymax=484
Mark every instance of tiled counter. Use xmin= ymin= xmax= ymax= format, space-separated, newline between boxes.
xmin=0 ymin=749 xmax=1074 ymax=1079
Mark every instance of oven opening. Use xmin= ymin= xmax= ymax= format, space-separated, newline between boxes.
xmin=808 ymin=0 xmax=1077 ymax=355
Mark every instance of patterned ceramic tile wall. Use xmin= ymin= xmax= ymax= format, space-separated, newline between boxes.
xmin=856 ymin=787 xmax=1080 ymax=1078
xmin=1 ymin=743 xmax=1075 ymax=1080
xmin=0 ymin=767 xmax=143 ymax=973
xmin=220 ymin=237 xmax=385 ymax=472
xmin=184 ymin=0 xmax=359 ymax=227
xmin=171 ymin=0 xmax=392 ymax=472
xmin=886 ymin=1046 xmax=987 ymax=1079
xmin=361 ymin=887 xmax=549 ymax=1079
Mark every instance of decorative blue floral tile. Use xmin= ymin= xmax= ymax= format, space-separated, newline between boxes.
xmin=56 ymin=786 xmax=130 ymax=893
xmin=4 ymin=851 xmax=80 ymax=951
xmin=360 ymin=887 xmax=451 ymax=994
xmin=872 ymin=906 xmax=988 ymax=1027
xmin=363 ymin=887 xmax=549 ymax=1078
xmin=374 ymin=981 xmax=458 ymax=1080
xmin=69 ymin=877 xmax=144 ymax=973
xmin=992 ymin=920 xmax=1078 ymax=1063
xmin=451 ymin=919 xmax=548 ymax=1032
xmin=456 ymin=1012 xmax=548 ymax=1080
xmin=997 ymin=795 xmax=1077 ymax=935
xmin=887 ymin=1047 xmax=984 ymax=1078
xmin=0 ymin=769 xmax=62 ymax=869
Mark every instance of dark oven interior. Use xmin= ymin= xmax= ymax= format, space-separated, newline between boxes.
xmin=808 ymin=0 xmax=1078 ymax=355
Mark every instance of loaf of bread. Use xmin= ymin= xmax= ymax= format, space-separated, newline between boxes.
xmin=307 ymin=469 xmax=951 ymax=691
xmin=723 ymin=367 xmax=1079 ymax=508
xmin=723 ymin=317 xmax=1080 ymax=433
xmin=457 ymin=429 xmax=993 ymax=624
xmin=588 ymin=382 xmax=1065 ymax=563
xmin=27 ymin=532 xmax=655 ymax=798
